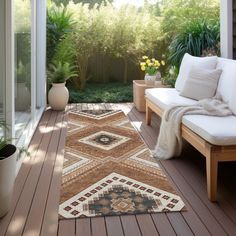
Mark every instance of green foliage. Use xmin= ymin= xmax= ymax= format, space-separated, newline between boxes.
xmin=51 ymin=0 xmax=113 ymax=8
xmin=48 ymin=0 xmax=220 ymax=92
xmin=15 ymin=0 xmax=31 ymax=33
xmin=47 ymin=5 xmax=75 ymax=65
xmin=47 ymin=61 xmax=78 ymax=83
xmin=160 ymin=0 xmax=220 ymax=43
xmin=68 ymin=82 xmax=133 ymax=103
xmin=0 ymin=121 xmax=9 ymax=152
xmin=162 ymin=66 xmax=179 ymax=87
xmin=168 ymin=20 xmax=220 ymax=68
xmin=54 ymin=2 xmax=161 ymax=88
xmin=0 ymin=121 xmax=30 ymax=158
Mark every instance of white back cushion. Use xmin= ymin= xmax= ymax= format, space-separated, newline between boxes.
xmin=216 ymin=58 xmax=236 ymax=103
xmin=179 ymin=66 xmax=222 ymax=100
xmin=175 ymin=53 xmax=218 ymax=91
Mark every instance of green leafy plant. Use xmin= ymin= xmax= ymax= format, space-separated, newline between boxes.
xmin=47 ymin=61 xmax=78 ymax=84
xmin=160 ymin=0 xmax=219 ymax=43
xmin=162 ymin=66 xmax=179 ymax=87
xmin=0 ymin=121 xmax=10 ymax=152
xmin=168 ymin=20 xmax=220 ymax=68
xmin=47 ymin=5 xmax=75 ymax=66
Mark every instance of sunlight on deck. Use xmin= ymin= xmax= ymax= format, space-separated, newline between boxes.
xmin=8 ymin=217 xmax=24 ymax=234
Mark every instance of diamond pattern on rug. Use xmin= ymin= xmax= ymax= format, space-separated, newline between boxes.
xmin=59 ymin=110 xmax=185 ymax=219
xmin=79 ymin=131 xmax=131 ymax=151
xmin=59 ymin=173 xmax=184 ymax=218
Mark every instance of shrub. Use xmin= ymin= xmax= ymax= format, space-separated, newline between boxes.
xmin=68 ymin=82 xmax=133 ymax=103
xmin=54 ymin=2 xmax=161 ymax=89
xmin=160 ymin=0 xmax=220 ymax=43
xmin=47 ymin=4 xmax=75 ymax=65
xmin=168 ymin=20 xmax=220 ymax=68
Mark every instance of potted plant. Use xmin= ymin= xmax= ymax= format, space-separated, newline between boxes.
xmin=140 ymin=56 xmax=165 ymax=85
xmin=0 ymin=121 xmax=17 ymax=218
xmin=47 ymin=61 xmax=77 ymax=111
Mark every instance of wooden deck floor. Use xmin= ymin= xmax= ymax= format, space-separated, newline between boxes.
xmin=1 ymin=103 xmax=236 ymax=236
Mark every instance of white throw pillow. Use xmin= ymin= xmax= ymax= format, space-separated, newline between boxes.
xmin=175 ymin=53 xmax=218 ymax=91
xmin=179 ymin=66 xmax=222 ymax=100
xmin=229 ymin=80 xmax=236 ymax=115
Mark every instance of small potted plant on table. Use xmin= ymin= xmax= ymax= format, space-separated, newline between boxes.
xmin=47 ymin=61 xmax=77 ymax=111
xmin=140 ymin=56 xmax=165 ymax=85
xmin=0 ymin=121 xmax=17 ymax=218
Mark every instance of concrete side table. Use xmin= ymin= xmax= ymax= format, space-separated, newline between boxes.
xmin=133 ymin=80 xmax=168 ymax=112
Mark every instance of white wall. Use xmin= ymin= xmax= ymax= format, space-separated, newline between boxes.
xmin=220 ymin=0 xmax=233 ymax=59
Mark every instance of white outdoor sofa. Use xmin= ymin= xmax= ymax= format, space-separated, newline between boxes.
xmin=145 ymin=56 xmax=236 ymax=202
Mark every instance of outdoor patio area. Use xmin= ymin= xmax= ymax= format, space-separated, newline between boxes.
xmin=0 ymin=103 xmax=236 ymax=236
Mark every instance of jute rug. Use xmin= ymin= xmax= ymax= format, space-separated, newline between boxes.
xmin=59 ymin=110 xmax=185 ymax=219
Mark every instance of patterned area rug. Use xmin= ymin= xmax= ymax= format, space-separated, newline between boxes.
xmin=59 ymin=110 xmax=185 ymax=219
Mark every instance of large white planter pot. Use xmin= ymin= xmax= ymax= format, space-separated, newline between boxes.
xmin=0 ymin=144 xmax=17 ymax=218
xmin=48 ymin=83 xmax=69 ymax=111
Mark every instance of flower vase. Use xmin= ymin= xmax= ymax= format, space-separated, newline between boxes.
xmin=144 ymin=74 xmax=156 ymax=86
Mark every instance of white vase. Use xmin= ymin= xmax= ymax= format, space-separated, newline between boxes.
xmin=144 ymin=74 xmax=156 ymax=85
xmin=0 ymin=144 xmax=17 ymax=218
xmin=48 ymin=83 xmax=69 ymax=111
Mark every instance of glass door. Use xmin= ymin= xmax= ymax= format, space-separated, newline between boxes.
xmin=14 ymin=0 xmax=32 ymax=139
xmin=0 ymin=1 xmax=6 ymax=137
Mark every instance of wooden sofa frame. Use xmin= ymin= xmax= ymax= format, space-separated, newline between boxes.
xmin=146 ymin=97 xmax=236 ymax=202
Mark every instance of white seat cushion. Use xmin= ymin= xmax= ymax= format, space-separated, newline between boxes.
xmin=145 ymin=88 xmax=196 ymax=110
xmin=182 ymin=115 xmax=236 ymax=146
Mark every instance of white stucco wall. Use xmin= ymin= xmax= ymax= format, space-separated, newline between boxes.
xmin=220 ymin=0 xmax=233 ymax=59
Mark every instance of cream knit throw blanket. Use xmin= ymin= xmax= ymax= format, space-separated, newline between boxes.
xmin=153 ymin=95 xmax=233 ymax=159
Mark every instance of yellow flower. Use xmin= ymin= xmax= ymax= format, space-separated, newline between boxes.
xmin=151 ymin=58 xmax=155 ymax=62
xmin=141 ymin=66 xmax=146 ymax=71
xmin=142 ymin=56 xmax=148 ymax=60
xmin=161 ymin=60 xmax=165 ymax=66
xmin=140 ymin=62 xmax=146 ymax=66
xmin=148 ymin=63 xmax=153 ymax=67
xmin=155 ymin=60 xmax=160 ymax=67
xmin=146 ymin=59 xmax=151 ymax=64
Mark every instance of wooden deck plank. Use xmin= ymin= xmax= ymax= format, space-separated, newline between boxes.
xmin=0 ymin=110 xmax=52 ymax=236
xmin=23 ymin=112 xmax=64 ymax=236
xmin=76 ymin=218 xmax=91 ymax=236
xmin=40 ymin=113 xmax=67 ymax=236
xmin=1 ymin=103 xmax=236 ymax=236
xmin=120 ymin=215 xmax=141 ymax=236
xmin=167 ymin=213 xmax=194 ymax=236
xmin=91 ymin=217 xmax=107 ymax=236
xmin=171 ymin=155 xmax=236 ymax=234
xmin=58 ymin=220 xmax=75 ymax=236
xmin=105 ymin=216 xmax=124 ymax=236
xmin=5 ymin=111 xmax=59 ymax=236
xmin=160 ymin=159 xmax=227 ymax=236
xmin=127 ymin=106 xmax=213 ymax=236
xmin=151 ymin=214 xmax=176 ymax=236
xmin=136 ymin=214 xmax=159 ymax=236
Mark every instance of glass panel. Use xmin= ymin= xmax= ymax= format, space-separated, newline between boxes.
xmin=14 ymin=0 xmax=32 ymax=139
xmin=0 ymin=2 xmax=5 ymax=137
